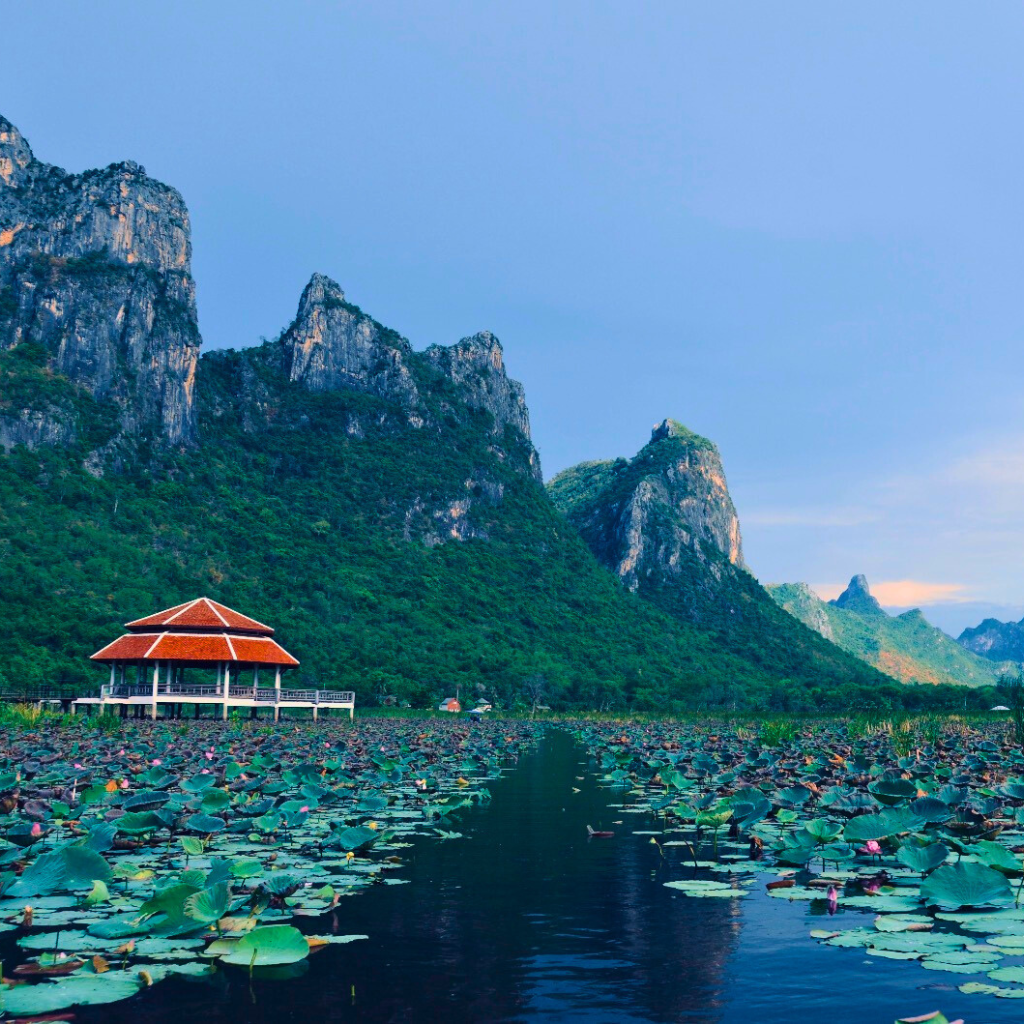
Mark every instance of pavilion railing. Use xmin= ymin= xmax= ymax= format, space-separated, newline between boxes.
xmin=98 ymin=683 xmax=355 ymax=706
xmin=317 ymin=691 xmax=356 ymax=704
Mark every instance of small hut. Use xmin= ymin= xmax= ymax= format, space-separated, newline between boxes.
xmin=437 ymin=697 xmax=462 ymax=713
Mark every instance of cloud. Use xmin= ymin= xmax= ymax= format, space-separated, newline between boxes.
xmin=810 ymin=580 xmax=970 ymax=606
xmin=871 ymin=580 xmax=970 ymax=606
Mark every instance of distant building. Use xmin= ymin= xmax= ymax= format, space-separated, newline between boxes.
xmin=438 ymin=697 xmax=461 ymax=712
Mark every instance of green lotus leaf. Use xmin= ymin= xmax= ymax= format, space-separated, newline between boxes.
xmin=230 ymin=856 xmax=265 ymax=878
xmin=186 ymin=813 xmax=226 ymax=834
xmin=184 ymin=881 xmax=230 ymax=923
xmin=873 ymin=913 xmax=934 ymax=932
xmin=772 ymin=786 xmax=810 ymax=809
xmin=988 ymin=966 xmax=1024 ymax=984
xmin=180 ymin=836 xmax=206 ymax=856
xmin=975 ymin=840 xmax=1023 ymax=876
xmin=1 ymin=974 xmax=142 ymax=1014
xmin=115 ymin=810 xmax=164 ymax=835
xmin=920 ymin=862 xmax=1015 ymax=910
xmin=896 ymin=840 xmax=948 ymax=874
xmin=138 ymin=882 xmax=202 ymax=930
xmin=802 ymin=818 xmax=843 ymax=844
xmin=217 ymin=924 xmax=310 ymax=966
xmin=843 ymin=814 xmax=893 ymax=843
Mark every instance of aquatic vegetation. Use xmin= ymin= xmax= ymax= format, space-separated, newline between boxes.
xmin=0 ymin=717 xmax=538 ymax=1015
xmin=570 ymin=714 xmax=1024 ymax=1005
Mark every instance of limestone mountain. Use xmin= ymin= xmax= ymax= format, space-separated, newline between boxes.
xmin=768 ymin=576 xmax=1006 ymax=688
xmin=0 ymin=114 xmax=200 ymax=450
xmin=0 ymin=113 xmax=983 ymax=711
xmin=547 ymin=421 xmax=891 ymax=704
xmin=958 ymin=617 xmax=1024 ymax=665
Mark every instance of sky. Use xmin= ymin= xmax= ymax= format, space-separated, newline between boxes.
xmin=5 ymin=3 xmax=1024 ymax=634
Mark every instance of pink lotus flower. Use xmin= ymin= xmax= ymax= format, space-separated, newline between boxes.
xmin=120 ymin=779 xmax=129 ymax=790
xmin=299 ymin=805 xmax=310 ymax=813
xmin=205 ymin=752 xmax=214 ymax=760
xmin=201 ymin=768 xmax=210 ymax=774
xmin=865 ymin=840 xmax=881 ymax=854
xmin=151 ymin=759 xmax=162 ymax=766
xmin=74 ymin=763 xmax=83 ymax=770
xmin=30 ymin=823 xmax=42 ymax=837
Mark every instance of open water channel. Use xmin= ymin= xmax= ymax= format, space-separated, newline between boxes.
xmin=71 ymin=731 xmax=1013 ymax=1023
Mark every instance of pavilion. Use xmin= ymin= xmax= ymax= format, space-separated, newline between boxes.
xmin=77 ymin=597 xmax=354 ymax=721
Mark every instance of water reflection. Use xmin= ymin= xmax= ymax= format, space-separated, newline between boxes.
xmin=77 ymin=730 xmax=737 ymax=1022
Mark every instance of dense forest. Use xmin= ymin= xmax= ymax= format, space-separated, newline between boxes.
xmin=0 ymin=339 xmax=1000 ymax=714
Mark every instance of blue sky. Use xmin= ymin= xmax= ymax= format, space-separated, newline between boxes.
xmin=6 ymin=3 xmax=1024 ymax=632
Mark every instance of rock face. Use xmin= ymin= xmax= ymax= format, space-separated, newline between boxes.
xmin=237 ymin=271 xmax=541 ymax=479
xmin=548 ymin=418 xmax=743 ymax=593
xmin=959 ymin=617 xmax=1024 ymax=663
xmin=0 ymin=114 xmax=200 ymax=448
xmin=423 ymin=331 xmax=532 ymax=438
xmin=282 ymin=274 xmax=419 ymax=406
xmin=768 ymin=575 xmax=1005 ymax=688
xmin=0 ymin=114 xmax=540 ymax=480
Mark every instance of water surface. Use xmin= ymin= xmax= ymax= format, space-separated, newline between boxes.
xmin=76 ymin=731 xmax=1011 ymax=1022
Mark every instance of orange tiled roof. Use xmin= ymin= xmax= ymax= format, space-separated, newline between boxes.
xmin=91 ymin=632 xmax=298 ymax=666
xmin=125 ymin=598 xmax=274 ymax=635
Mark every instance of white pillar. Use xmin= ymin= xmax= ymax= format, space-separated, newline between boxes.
xmin=223 ymin=662 xmax=230 ymax=721
xmin=274 ymin=667 xmax=281 ymax=723
xmin=151 ymin=661 xmax=159 ymax=720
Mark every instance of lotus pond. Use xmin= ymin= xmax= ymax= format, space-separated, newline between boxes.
xmin=1 ymin=714 xmax=1023 ymax=1022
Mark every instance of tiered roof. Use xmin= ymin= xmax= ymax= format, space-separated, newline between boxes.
xmin=125 ymin=598 xmax=274 ymax=635
xmin=91 ymin=598 xmax=298 ymax=666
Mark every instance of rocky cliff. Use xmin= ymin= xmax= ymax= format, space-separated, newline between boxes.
xmin=769 ymin=575 xmax=1005 ymax=687
xmin=958 ymin=617 xmax=1024 ymax=664
xmin=0 ymin=113 xmax=539 ymax=481
xmin=548 ymin=421 xmax=890 ymax=698
xmin=198 ymin=270 xmax=541 ymax=487
xmin=548 ymin=419 xmax=743 ymax=594
xmin=0 ymin=115 xmax=200 ymax=449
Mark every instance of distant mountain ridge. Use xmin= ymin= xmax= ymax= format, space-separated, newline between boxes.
xmin=958 ymin=616 xmax=1024 ymax=664
xmin=768 ymin=576 xmax=1007 ymax=688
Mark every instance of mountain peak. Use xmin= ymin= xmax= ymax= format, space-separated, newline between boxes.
xmin=298 ymin=273 xmax=346 ymax=312
xmin=651 ymin=418 xmax=705 ymax=444
xmin=0 ymin=114 xmax=35 ymax=186
xmin=831 ymin=574 xmax=884 ymax=616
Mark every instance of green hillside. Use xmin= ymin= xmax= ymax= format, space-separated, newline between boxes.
xmin=768 ymin=578 xmax=1008 ymax=689
xmin=0 ymin=335 xmax=816 ymax=713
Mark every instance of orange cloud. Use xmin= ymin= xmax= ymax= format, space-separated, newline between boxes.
xmin=811 ymin=580 xmax=969 ymax=606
